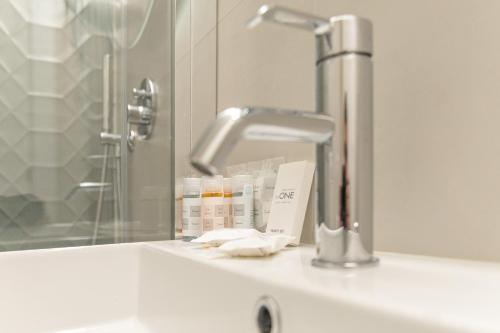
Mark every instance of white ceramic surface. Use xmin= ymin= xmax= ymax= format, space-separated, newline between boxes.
xmin=1 ymin=241 xmax=499 ymax=333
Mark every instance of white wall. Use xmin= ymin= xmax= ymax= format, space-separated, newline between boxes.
xmin=178 ymin=0 xmax=500 ymax=262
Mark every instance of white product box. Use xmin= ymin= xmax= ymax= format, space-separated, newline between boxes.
xmin=266 ymin=160 xmax=315 ymax=245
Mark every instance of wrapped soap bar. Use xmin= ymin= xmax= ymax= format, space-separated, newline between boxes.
xmin=191 ymin=228 xmax=260 ymax=247
xmin=218 ymin=234 xmax=294 ymax=257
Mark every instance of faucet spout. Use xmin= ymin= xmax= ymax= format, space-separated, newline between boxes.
xmin=190 ymin=107 xmax=334 ymax=176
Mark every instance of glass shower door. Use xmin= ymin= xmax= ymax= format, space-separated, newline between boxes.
xmin=0 ymin=0 xmax=127 ymax=250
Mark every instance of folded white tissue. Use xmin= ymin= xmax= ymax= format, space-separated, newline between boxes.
xmin=191 ymin=228 xmax=295 ymax=257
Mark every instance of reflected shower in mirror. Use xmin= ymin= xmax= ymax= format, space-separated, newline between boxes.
xmin=0 ymin=0 xmax=126 ymax=250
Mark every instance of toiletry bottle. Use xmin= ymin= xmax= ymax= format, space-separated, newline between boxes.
xmin=253 ymin=169 xmax=278 ymax=232
xmin=223 ymin=178 xmax=233 ymax=228
xmin=182 ymin=178 xmax=202 ymax=240
xmin=232 ymin=175 xmax=254 ymax=228
xmin=175 ymin=181 xmax=183 ymax=238
xmin=201 ymin=175 xmax=225 ymax=232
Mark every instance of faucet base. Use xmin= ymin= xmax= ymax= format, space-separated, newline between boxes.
xmin=313 ymin=224 xmax=378 ymax=269
xmin=311 ymin=256 xmax=379 ymax=269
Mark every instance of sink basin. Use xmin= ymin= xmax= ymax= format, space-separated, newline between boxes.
xmin=1 ymin=241 xmax=499 ymax=333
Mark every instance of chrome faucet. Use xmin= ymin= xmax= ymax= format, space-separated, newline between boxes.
xmin=190 ymin=5 xmax=378 ymax=268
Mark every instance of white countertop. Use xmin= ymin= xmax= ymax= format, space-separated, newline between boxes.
xmin=52 ymin=319 xmax=150 ymax=333
xmin=146 ymin=240 xmax=500 ymax=333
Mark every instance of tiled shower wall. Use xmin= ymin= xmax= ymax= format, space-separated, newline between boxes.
xmin=0 ymin=0 xmax=121 ymax=250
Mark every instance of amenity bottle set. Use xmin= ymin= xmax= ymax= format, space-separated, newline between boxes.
xmin=182 ymin=175 xmax=254 ymax=240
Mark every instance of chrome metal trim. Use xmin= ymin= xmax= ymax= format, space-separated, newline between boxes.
xmin=254 ymin=296 xmax=281 ymax=333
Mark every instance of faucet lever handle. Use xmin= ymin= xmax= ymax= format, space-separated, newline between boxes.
xmin=247 ymin=5 xmax=329 ymax=34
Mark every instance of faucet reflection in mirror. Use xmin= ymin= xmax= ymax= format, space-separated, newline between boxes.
xmin=190 ymin=5 xmax=377 ymax=268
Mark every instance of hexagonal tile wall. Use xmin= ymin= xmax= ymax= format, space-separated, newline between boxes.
xmin=0 ymin=0 xmax=120 ymax=250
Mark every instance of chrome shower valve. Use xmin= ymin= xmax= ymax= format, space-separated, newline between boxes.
xmin=127 ymin=78 xmax=157 ymax=151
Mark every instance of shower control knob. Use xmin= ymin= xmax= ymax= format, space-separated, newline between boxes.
xmin=132 ymin=88 xmax=152 ymax=99
xmin=127 ymin=105 xmax=153 ymax=125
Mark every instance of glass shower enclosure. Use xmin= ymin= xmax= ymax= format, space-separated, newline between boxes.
xmin=0 ymin=0 xmax=129 ymax=250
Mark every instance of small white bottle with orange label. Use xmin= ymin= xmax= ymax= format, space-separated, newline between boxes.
xmin=201 ymin=175 xmax=225 ymax=232
xmin=223 ymin=178 xmax=233 ymax=228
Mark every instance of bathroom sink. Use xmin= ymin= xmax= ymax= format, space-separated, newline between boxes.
xmin=1 ymin=241 xmax=499 ymax=333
